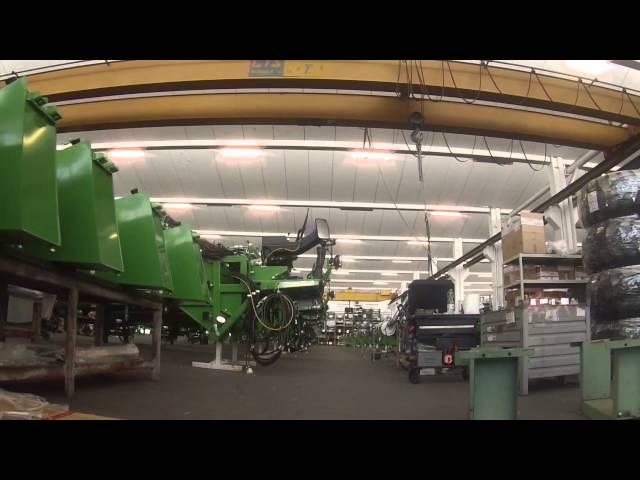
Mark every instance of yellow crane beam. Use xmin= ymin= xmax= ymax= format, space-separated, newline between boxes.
xmin=19 ymin=60 xmax=640 ymax=125
xmin=55 ymin=92 xmax=632 ymax=150
xmin=333 ymin=290 xmax=393 ymax=302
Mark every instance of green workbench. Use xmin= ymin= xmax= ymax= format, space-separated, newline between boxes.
xmin=580 ymin=338 xmax=640 ymax=420
xmin=457 ymin=347 xmax=529 ymax=420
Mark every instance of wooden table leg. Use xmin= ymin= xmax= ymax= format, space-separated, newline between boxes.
xmin=0 ymin=282 xmax=8 ymax=342
xmin=65 ymin=288 xmax=79 ymax=397
xmin=94 ymin=304 xmax=105 ymax=346
xmin=32 ymin=301 xmax=42 ymax=343
xmin=151 ymin=308 xmax=162 ymax=380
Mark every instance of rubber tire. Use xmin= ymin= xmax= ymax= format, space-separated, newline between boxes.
xmin=589 ymin=266 xmax=640 ymax=321
xmin=577 ymin=169 xmax=640 ymax=228
xmin=409 ymin=368 xmax=420 ymax=384
xmin=583 ymin=217 xmax=640 ymax=273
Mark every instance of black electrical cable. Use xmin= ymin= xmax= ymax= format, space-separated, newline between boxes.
xmin=624 ymin=88 xmax=640 ymax=117
xmin=483 ymin=61 xmax=504 ymax=94
xmin=519 ymin=140 xmax=549 ymax=172
xmin=445 ymin=60 xmax=483 ymax=104
xmin=441 ymin=132 xmax=470 ymax=163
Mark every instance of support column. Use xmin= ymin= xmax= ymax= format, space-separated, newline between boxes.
xmin=151 ymin=308 xmax=162 ymax=380
xmin=31 ymin=301 xmax=42 ymax=343
xmin=488 ymin=207 xmax=504 ymax=308
xmin=452 ymin=239 xmax=470 ymax=312
xmin=546 ymin=156 xmax=578 ymax=252
xmin=0 ymin=282 xmax=8 ymax=342
xmin=64 ymin=288 xmax=79 ymax=397
xmin=94 ymin=304 xmax=105 ymax=346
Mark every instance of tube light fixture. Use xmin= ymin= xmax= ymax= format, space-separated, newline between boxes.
xmin=247 ymin=205 xmax=282 ymax=212
xmin=381 ymin=272 xmax=398 ymax=276
xmin=429 ymin=211 xmax=464 ymax=217
xmin=338 ymin=238 xmax=363 ymax=244
xmin=331 ymin=271 xmax=350 ymax=275
xmin=373 ymin=281 xmax=389 ymax=285
xmin=392 ymin=260 xmax=412 ymax=264
xmin=217 ymin=147 xmax=265 ymax=159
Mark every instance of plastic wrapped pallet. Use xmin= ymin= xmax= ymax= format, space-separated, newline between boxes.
xmin=582 ymin=216 xmax=640 ymax=273
xmin=588 ymin=266 xmax=640 ymax=338
xmin=577 ymin=170 xmax=640 ymax=228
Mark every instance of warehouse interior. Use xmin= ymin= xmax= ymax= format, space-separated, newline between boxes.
xmin=1 ymin=60 xmax=640 ymax=420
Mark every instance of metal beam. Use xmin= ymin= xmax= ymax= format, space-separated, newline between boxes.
xmin=55 ymin=93 xmax=632 ymax=150
xmin=20 ymin=60 xmax=640 ymax=125
xmin=196 ymin=230 xmax=486 ymax=244
xmin=156 ymin=197 xmax=502 ymax=215
xmin=84 ymin=140 xmax=558 ymax=168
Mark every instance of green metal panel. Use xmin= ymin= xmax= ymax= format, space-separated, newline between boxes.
xmin=458 ymin=348 xmax=527 ymax=420
xmin=96 ymin=193 xmax=173 ymax=291
xmin=22 ymin=141 xmax=123 ymax=271
xmin=164 ymin=225 xmax=210 ymax=303
xmin=581 ymin=339 xmax=640 ymax=419
xmin=580 ymin=341 xmax=611 ymax=402
xmin=0 ymin=78 xmax=61 ymax=246
xmin=611 ymin=346 xmax=640 ymax=418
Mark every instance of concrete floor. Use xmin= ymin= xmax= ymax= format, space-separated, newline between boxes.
xmin=6 ymin=341 xmax=585 ymax=420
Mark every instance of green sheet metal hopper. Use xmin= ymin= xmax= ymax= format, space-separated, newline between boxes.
xmin=164 ymin=225 xmax=210 ymax=303
xmin=0 ymin=78 xmax=62 ymax=247
xmin=96 ymin=193 xmax=173 ymax=292
xmin=22 ymin=140 xmax=123 ymax=272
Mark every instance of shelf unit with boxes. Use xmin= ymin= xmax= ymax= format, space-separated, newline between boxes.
xmin=482 ymin=253 xmax=590 ymax=394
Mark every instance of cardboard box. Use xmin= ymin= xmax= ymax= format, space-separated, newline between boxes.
xmin=501 ymin=212 xmax=546 ymax=260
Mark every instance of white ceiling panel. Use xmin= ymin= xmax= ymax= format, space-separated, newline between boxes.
xmin=283 ymin=150 xmax=310 ymax=199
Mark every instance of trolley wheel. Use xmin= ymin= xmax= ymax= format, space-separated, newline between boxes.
xmin=462 ymin=367 xmax=469 ymax=381
xmin=409 ymin=368 xmax=420 ymax=384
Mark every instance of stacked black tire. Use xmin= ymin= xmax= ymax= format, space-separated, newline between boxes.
xmin=578 ymin=170 xmax=640 ymax=339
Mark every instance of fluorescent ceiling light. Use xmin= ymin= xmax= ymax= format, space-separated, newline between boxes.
xmin=373 ymin=281 xmax=389 ymax=285
xmin=331 ymin=271 xmax=350 ymax=275
xmin=407 ymin=241 xmax=430 ymax=246
xmin=217 ymin=147 xmax=264 ymax=160
xmin=338 ymin=239 xmax=363 ymax=244
xmin=565 ymin=60 xmax=614 ymax=76
xmin=430 ymin=211 xmax=464 ymax=217
xmin=107 ymin=149 xmax=146 ymax=159
xmin=472 ymin=273 xmax=493 ymax=278
xmin=381 ymin=272 xmax=398 ymax=276
xmin=201 ymin=234 xmax=222 ymax=239
xmin=392 ymin=260 xmax=412 ymax=264
xmin=341 ymin=257 xmax=357 ymax=262
xmin=162 ymin=203 xmax=194 ymax=210
xmin=246 ymin=205 xmax=282 ymax=212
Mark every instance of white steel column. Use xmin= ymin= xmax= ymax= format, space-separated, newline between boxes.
xmin=546 ymin=157 xmax=578 ymax=252
xmin=483 ymin=207 xmax=504 ymax=308
xmin=452 ymin=238 xmax=469 ymax=312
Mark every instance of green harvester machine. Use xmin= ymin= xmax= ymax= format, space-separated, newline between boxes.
xmin=177 ymin=215 xmax=340 ymax=369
